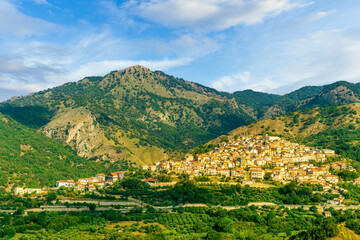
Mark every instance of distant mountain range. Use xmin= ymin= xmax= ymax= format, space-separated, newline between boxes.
xmin=2 ymin=65 xmax=360 ymax=165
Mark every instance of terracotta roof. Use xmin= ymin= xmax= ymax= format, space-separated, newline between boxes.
xmin=326 ymin=175 xmax=338 ymax=178
xmin=145 ymin=178 xmax=157 ymax=182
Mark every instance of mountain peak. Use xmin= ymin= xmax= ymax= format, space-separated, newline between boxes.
xmin=122 ymin=65 xmax=151 ymax=74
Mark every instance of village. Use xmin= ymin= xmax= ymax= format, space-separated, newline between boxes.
xmin=151 ymin=135 xmax=346 ymax=183
xmin=15 ymin=135 xmax=360 ymax=206
xmin=142 ymin=135 xmax=360 ymax=204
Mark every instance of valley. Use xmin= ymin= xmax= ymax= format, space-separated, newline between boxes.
xmin=2 ymin=67 xmax=360 ymax=239
xmin=2 ymin=0 xmax=360 ymax=238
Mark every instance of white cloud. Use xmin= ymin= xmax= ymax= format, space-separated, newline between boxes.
xmin=220 ymin=29 xmax=360 ymax=94
xmin=273 ymin=29 xmax=360 ymax=89
xmin=0 ymin=83 xmax=43 ymax=92
xmin=146 ymin=34 xmax=219 ymax=59
xmin=57 ymin=58 xmax=193 ymax=85
xmin=306 ymin=10 xmax=336 ymax=22
xmin=211 ymin=71 xmax=251 ymax=91
xmin=212 ymin=28 xmax=360 ymax=94
xmin=123 ymin=0 xmax=312 ymax=30
xmin=0 ymin=0 xmax=54 ymax=36
xmin=31 ymin=0 xmax=50 ymax=5
xmin=0 ymin=30 xmax=195 ymax=97
xmin=0 ymin=48 xmax=192 ymax=98
xmin=211 ymin=71 xmax=279 ymax=92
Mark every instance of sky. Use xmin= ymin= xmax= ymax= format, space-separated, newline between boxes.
xmin=1 ymin=0 xmax=360 ymax=101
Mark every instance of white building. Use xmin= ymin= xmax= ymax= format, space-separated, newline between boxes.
xmin=14 ymin=187 xmax=45 ymax=196
xmin=56 ymin=180 xmax=75 ymax=188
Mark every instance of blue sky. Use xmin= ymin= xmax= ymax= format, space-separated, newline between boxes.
xmin=1 ymin=0 xmax=360 ymax=101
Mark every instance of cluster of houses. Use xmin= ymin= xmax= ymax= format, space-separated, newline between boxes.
xmin=13 ymin=171 xmax=128 ymax=196
xmin=148 ymin=135 xmax=355 ymax=188
xmin=14 ymin=187 xmax=46 ymax=196
xmin=55 ymin=171 xmax=126 ymax=192
xmin=13 ymin=135 xmax=360 ymax=207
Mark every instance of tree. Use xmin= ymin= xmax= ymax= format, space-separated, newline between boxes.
xmin=146 ymin=206 xmax=156 ymax=213
xmin=3 ymin=226 xmax=16 ymax=238
xmin=215 ymin=217 xmax=233 ymax=233
xmin=157 ymin=174 xmax=171 ymax=182
xmin=338 ymin=170 xmax=359 ymax=181
xmin=46 ymin=192 xmax=57 ymax=203
xmin=120 ymin=177 xmax=150 ymax=190
xmin=89 ymin=203 xmax=96 ymax=212
xmin=320 ymin=218 xmax=339 ymax=237
xmin=193 ymin=221 xmax=209 ymax=233
xmin=178 ymin=173 xmax=190 ymax=181
xmin=290 ymin=218 xmax=339 ymax=239
xmin=309 ymin=206 xmax=318 ymax=212
xmin=264 ymin=172 xmax=272 ymax=181
xmin=205 ymin=230 xmax=222 ymax=240
xmin=170 ymin=180 xmax=212 ymax=204
xmin=194 ymin=175 xmax=210 ymax=182
xmin=346 ymin=219 xmax=360 ymax=234
xmin=14 ymin=205 xmax=25 ymax=215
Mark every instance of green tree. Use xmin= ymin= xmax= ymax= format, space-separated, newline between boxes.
xmin=338 ymin=170 xmax=359 ymax=181
xmin=3 ymin=226 xmax=16 ymax=238
xmin=178 ymin=173 xmax=190 ymax=181
xmin=89 ymin=203 xmax=96 ymax=212
xmin=157 ymin=174 xmax=171 ymax=182
xmin=205 ymin=230 xmax=222 ymax=240
xmin=120 ymin=177 xmax=150 ymax=190
xmin=264 ymin=172 xmax=272 ymax=181
xmin=215 ymin=217 xmax=233 ymax=233
xmin=46 ymin=192 xmax=57 ymax=203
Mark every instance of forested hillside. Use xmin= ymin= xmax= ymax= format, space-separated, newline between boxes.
xmin=0 ymin=66 xmax=257 ymax=164
xmin=2 ymin=65 xmax=360 ymax=165
xmin=0 ymin=113 xmax=113 ymax=188
xmin=258 ymin=81 xmax=360 ymax=119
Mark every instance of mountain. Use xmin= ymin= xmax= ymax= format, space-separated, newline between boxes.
xmin=1 ymin=66 xmax=267 ymax=165
xmin=232 ymin=89 xmax=280 ymax=119
xmin=0 ymin=113 xmax=113 ymax=189
xmin=259 ymin=81 xmax=360 ymax=119
xmin=2 ymin=65 xmax=360 ymax=165
xmin=211 ymin=103 xmax=360 ymax=161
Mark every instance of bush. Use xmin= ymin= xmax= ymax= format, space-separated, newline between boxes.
xmin=3 ymin=226 xmax=16 ymax=238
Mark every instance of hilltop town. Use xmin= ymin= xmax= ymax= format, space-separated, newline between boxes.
xmin=148 ymin=135 xmax=356 ymax=190
xmin=16 ymin=135 xmax=360 ymax=207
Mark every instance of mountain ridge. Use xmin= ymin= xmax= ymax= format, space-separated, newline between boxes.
xmin=1 ymin=66 xmax=254 ymax=164
xmin=2 ymin=65 xmax=360 ymax=165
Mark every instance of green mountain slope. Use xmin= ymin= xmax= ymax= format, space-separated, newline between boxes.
xmin=260 ymin=81 xmax=360 ymax=119
xmin=232 ymin=89 xmax=280 ymax=119
xmin=0 ymin=113 xmax=111 ymax=188
xmin=2 ymin=65 xmax=360 ymax=165
xmin=1 ymin=66 xmax=263 ymax=164
xmin=211 ymin=103 xmax=360 ymax=161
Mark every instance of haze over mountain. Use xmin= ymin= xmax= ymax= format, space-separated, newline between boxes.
xmin=2 ymin=66 xmax=360 ymax=165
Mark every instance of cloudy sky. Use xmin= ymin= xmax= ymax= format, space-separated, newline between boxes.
xmin=0 ymin=0 xmax=360 ymax=101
